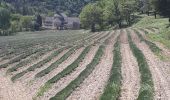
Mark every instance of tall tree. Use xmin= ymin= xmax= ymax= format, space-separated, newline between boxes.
xmin=0 ymin=7 xmax=11 ymax=35
xmin=79 ymin=3 xmax=103 ymax=32
xmin=36 ymin=14 xmax=42 ymax=27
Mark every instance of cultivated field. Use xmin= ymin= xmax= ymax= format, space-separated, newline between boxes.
xmin=0 ymin=28 xmax=170 ymax=100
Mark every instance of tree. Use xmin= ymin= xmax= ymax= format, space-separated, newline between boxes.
xmin=122 ymin=0 xmax=136 ymax=26
xmin=36 ymin=14 xmax=42 ymax=27
xmin=0 ymin=7 xmax=11 ymax=35
xmin=34 ymin=14 xmax=42 ymax=31
xmin=79 ymin=3 xmax=103 ymax=32
xmin=20 ymin=16 xmax=33 ymax=31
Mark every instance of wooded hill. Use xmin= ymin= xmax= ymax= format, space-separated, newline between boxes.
xmin=1 ymin=0 xmax=97 ymax=16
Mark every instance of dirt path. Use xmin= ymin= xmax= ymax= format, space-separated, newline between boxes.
xmin=0 ymin=72 xmax=32 ymax=100
xmin=66 ymin=31 xmax=118 ymax=100
xmin=119 ymin=30 xmax=140 ymax=100
xmin=130 ymin=29 xmax=170 ymax=100
xmin=38 ymin=46 xmax=99 ymax=100
xmin=25 ymin=47 xmax=84 ymax=98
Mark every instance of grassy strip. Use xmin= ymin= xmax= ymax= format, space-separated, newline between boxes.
xmin=11 ymin=46 xmax=71 ymax=82
xmin=133 ymin=29 xmax=162 ymax=54
xmin=49 ymin=45 xmax=105 ymax=100
xmin=139 ymin=28 xmax=149 ymax=34
xmin=96 ymin=32 xmax=110 ymax=42
xmin=145 ymin=27 xmax=156 ymax=33
xmin=34 ymin=45 xmax=82 ymax=78
xmin=127 ymin=30 xmax=154 ymax=100
xmin=100 ymin=35 xmax=121 ymax=100
xmin=36 ymin=45 xmax=92 ymax=97
xmin=0 ymin=48 xmax=44 ymax=69
xmin=7 ymin=49 xmax=52 ymax=73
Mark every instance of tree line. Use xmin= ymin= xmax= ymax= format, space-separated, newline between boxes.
xmin=80 ymin=0 xmax=170 ymax=32
xmin=1 ymin=0 xmax=96 ymax=16
xmin=0 ymin=5 xmax=42 ymax=36
xmin=0 ymin=0 xmax=170 ymax=35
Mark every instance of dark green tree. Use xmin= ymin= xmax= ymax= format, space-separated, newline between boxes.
xmin=0 ymin=7 xmax=11 ymax=35
xmin=79 ymin=3 xmax=103 ymax=32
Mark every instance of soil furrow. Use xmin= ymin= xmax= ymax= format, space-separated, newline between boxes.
xmin=119 ymin=30 xmax=140 ymax=100
xmin=67 ymin=31 xmax=118 ymax=100
xmin=17 ymin=49 xmax=69 ymax=83
xmin=25 ymin=47 xmax=84 ymax=98
xmin=130 ymin=29 xmax=170 ymax=100
xmin=38 ymin=46 xmax=99 ymax=100
xmin=10 ymin=49 xmax=58 ymax=76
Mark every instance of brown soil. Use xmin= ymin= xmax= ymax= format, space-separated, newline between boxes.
xmin=39 ymin=46 xmax=99 ymax=100
xmin=0 ymin=70 xmax=31 ymax=100
xmin=26 ymin=47 xmax=84 ymax=98
xmin=119 ymin=30 xmax=140 ymax=100
xmin=18 ymin=49 xmax=69 ymax=83
xmin=130 ymin=29 xmax=170 ymax=100
xmin=67 ymin=31 xmax=118 ymax=100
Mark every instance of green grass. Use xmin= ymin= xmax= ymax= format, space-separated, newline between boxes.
xmin=139 ymin=28 xmax=149 ymax=34
xmin=35 ymin=45 xmax=82 ymax=78
xmin=145 ymin=27 xmax=156 ymax=33
xmin=100 ymin=35 xmax=121 ymax=100
xmin=133 ymin=15 xmax=170 ymax=49
xmin=49 ymin=45 xmax=105 ymax=100
xmin=127 ymin=30 xmax=154 ymax=100
xmin=133 ymin=29 xmax=162 ymax=54
xmin=35 ymin=45 xmax=91 ymax=97
xmin=11 ymin=46 xmax=71 ymax=82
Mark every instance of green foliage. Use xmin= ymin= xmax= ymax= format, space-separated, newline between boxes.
xmin=127 ymin=30 xmax=154 ymax=100
xmin=79 ymin=3 xmax=103 ymax=32
xmin=49 ymin=45 xmax=105 ymax=100
xmin=133 ymin=15 xmax=170 ymax=49
xmin=34 ymin=14 xmax=42 ymax=31
xmin=79 ymin=0 xmax=137 ymax=30
xmin=20 ymin=16 xmax=34 ymax=31
xmin=0 ymin=7 xmax=11 ymax=35
xmin=4 ymin=0 xmax=97 ymax=16
xmin=100 ymin=35 xmax=121 ymax=100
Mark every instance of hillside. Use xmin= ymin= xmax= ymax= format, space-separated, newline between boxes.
xmin=2 ymin=0 xmax=96 ymax=16
xmin=133 ymin=14 xmax=170 ymax=48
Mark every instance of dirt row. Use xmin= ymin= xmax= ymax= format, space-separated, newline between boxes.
xmin=0 ymin=32 xmax=105 ymax=100
xmin=130 ymin=29 xmax=170 ymax=100
xmin=0 ymin=28 xmax=170 ymax=100
xmin=119 ymin=30 xmax=140 ymax=100
xmin=37 ymin=31 xmax=113 ymax=99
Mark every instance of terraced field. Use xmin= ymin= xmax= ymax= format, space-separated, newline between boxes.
xmin=0 ymin=28 xmax=170 ymax=100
